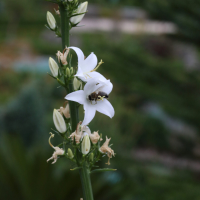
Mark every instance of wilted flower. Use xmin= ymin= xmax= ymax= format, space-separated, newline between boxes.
xmin=49 ymin=57 xmax=59 ymax=77
xmin=69 ymin=121 xmax=82 ymax=144
xmin=56 ymin=48 xmax=69 ymax=66
xmin=99 ymin=136 xmax=115 ymax=165
xmin=47 ymin=11 xmax=56 ymax=30
xmin=70 ymin=2 xmax=88 ymax=25
xmin=53 ymin=109 xmax=67 ymax=133
xmin=69 ymin=46 xmax=104 ymax=82
xmin=58 ymin=103 xmax=70 ymax=118
xmin=89 ymin=131 xmax=102 ymax=144
xmin=65 ymin=78 xmax=114 ymax=125
xmin=47 ymin=133 xmax=64 ymax=164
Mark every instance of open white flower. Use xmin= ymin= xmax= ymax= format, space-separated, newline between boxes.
xmin=65 ymin=78 xmax=114 ymax=125
xmin=69 ymin=46 xmax=105 ymax=82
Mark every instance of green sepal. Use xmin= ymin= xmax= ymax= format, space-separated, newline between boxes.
xmin=70 ymin=167 xmax=82 ymax=171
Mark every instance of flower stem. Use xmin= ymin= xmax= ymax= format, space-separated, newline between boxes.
xmin=60 ymin=4 xmax=94 ymax=200
xmin=79 ymin=163 xmax=94 ymax=200
xmin=60 ymin=4 xmax=79 ymax=131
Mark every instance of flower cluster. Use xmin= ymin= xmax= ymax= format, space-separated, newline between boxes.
xmin=65 ymin=47 xmax=115 ymax=125
xmin=46 ymin=0 xmax=115 ymax=167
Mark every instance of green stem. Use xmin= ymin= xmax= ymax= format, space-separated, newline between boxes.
xmin=60 ymin=4 xmax=94 ymax=200
xmin=79 ymin=164 xmax=94 ymax=200
xmin=60 ymin=4 xmax=79 ymax=131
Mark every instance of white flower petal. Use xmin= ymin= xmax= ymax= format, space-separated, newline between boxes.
xmin=81 ymin=52 xmax=98 ymax=72
xmin=75 ymin=66 xmax=85 ymax=80
xmin=94 ymin=99 xmax=115 ymax=118
xmin=69 ymin=46 xmax=85 ymax=65
xmin=65 ymin=90 xmax=86 ymax=105
xmin=101 ymin=80 xmax=113 ymax=95
xmin=84 ymin=79 xmax=104 ymax=96
xmin=82 ymin=102 xmax=96 ymax=125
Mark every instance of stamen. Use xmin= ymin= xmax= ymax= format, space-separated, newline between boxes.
xmin=48 ymin=132 xmax=55 ymax=148
xmin=97 ymin=96 xmax=105 ymax=101
xmin=90 ymin=59 xmax=104 ymax=72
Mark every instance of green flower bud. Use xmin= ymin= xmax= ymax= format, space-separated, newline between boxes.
xmin=73 ymin=77 xmax=82 ymax=90
xmin=89 ymin=153 xmax=94 ymax=162
xmin=67 ymin=148 xmax=74 ymax=159
xmin=70 ymin=67 xmax=73 ymax=75
xmin=66 ymin=68 xmax=71 ymax=77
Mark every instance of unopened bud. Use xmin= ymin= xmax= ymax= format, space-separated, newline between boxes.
xmin=49 ymin=57 xmax=59 ymax=77
xmin=53 ymin=109 xmax=67 ymax=133
xmin=67 ymin=148 xmax=74 ymax=159
xmin=47 ymin=11 xmax=56 ymax=30
xmin=89 ymin=153 xmax=94 ymax=162
xmin=81 ymin=135 xmax=90 ymax=155
xmin=73 ymin=77 xmax=82 ymax=90
xmin=66 ymin=68 xmax=71 ymax=77
xmin=70 ymin=1 xmax=88 ymax=25
xmin=70 ymin=67 xmax=73 ymax=75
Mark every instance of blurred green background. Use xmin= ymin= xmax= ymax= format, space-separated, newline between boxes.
xmin=1 ymin=0 xmax=200 ymax=199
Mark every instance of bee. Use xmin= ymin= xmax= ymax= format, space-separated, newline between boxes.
xmin=88 ymin=91 xmax=109 ymax=102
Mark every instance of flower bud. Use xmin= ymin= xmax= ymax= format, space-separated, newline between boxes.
xmin=81 ymin=134 xmax=90 ymax=155
xmin=49 ymin=57 xmax=59 ymax=77
xmin=70 ymin=67 xmax=73 ymax=75
xmin=70 ymin=1 xmax=88 ymax=25
xmin=67 ymin=148 xmax=74 ymax=159
xmin=66 ymin=68 xmax=71 ymax=77
xmin=53 ymin=109 xmax=67 ymax=133
xmin=47 ymin=11 xmax=56 ymax=30
xmin=89 ymin=153 xmax=94 ymax=162
xmin=73 ymin=77 xmax=82 ymax=90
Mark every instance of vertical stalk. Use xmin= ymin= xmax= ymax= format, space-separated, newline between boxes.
xmin=79 ymin=164 xmax=94 ymax=200
xmin=59 ymin=4 xmax=94 ymax=200
xmin=60 ymin=4 xmax=79 ymax=131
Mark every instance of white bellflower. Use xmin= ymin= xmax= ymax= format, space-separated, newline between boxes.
xmin=65 ymin=78 xmax=114 ymax=125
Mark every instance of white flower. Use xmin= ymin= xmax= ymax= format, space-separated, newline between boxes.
xmin=69 ymin=46 xmax=105 ymax=82
xmin=49 ymin=57 xmax=59 ymax=77
xmin=47 ymin=11 xmax=56 ymax=30
xmin=53 ymin=109 xmax=67 ymax=133
xmin=70 ymin=2 xmax=88 ymax=25
xmin=65 ymin=78 xmax=114 ymax=125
